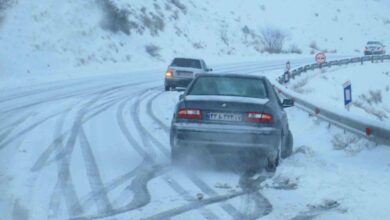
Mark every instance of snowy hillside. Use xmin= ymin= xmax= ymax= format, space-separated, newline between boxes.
xmin=0 ymin=0 xmax=389 ymax=87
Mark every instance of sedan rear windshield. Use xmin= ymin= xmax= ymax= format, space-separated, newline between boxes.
xmin=170 ymin=58 xmax=202 ymax=69
xmin=188 ymin=76 xmax=268 ymax=99
xmin=367 ymin=41 xmax=382 ymax=45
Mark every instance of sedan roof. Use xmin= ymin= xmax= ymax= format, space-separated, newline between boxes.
xmin=195 ymin=73 xmax=267 ymax=80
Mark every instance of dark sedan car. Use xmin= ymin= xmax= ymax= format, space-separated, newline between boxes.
xmin=170 ymin=73 xmax=294 ymax=171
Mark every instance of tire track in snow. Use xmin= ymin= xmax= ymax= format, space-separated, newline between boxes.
xmin=48 ymin=108 xmax=71 ymax=220
xmin=31 ymin=87 xmax=141 ymax=172
xmin=70 ymin=164 xmax=169 ymax=220
xmin=77 ymin=162 xmax=143 ymax=214
xmin=0 ymin=111 xmax=34 ymax=133
xmin=0 ymin=110 xmax=67 ymax=151
xmin=117 ymin=92 xmax=219 ymax=218
xmin=142 ymin=89 xmax=246 ymax=219
xmin=70 ymin=91 xmax=159 ymax=219
xmin=78 ymin=126 xmax=114 ymax=214
xmin=0 ymin=80 xmax=158 ymax=114
xmin=146 ymin=88 xmax=274 ymax=219
xmin=162 ymin=175 xmax=220 ymax=220
xmin=75 ymin=88 xmax=220 ymax=220
xmin=142 ymin=187 xmax=249 ymax=220
xmin=49 ymin=88 xmax=123 ymax=218
xmin=72 ymin=92 xmax=150 ymax=213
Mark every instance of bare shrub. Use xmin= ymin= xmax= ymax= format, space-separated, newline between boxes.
xmin=353 ymin=90 xmax=388 ymax=121
xmin=170 ymin=0 xmax=187 ymax=14
xmin=260 ymin=27 xmax=287 ymax=53
xmin=332 ymin=133 xmax=359 ymax=150
xmin=0 ymin=0 xmax=14 ymax=11
xmin=289 ymin=44 xmax=302 ymax=54
xmin=309 ymin=41 xmax=319 ymax=50
xmin=193 ymin=42 xmax=205 ymax=49
xmin=359 ymin=90 xmax=382 ymax=105
xmin=242 ymin=26 xmax=251 ymax=35
xmin=0 ymin=0 xmax=16 ymax=25
xmin=220 ymin=29 xmax=229 ymax=46
xmin=145 ymin=44 xmax=161 ymax=58
xmin=332 ymin=133 xmax=375 ymax=153
xmin=141 ymin=12 xmax=165 ymax=36
xmin=242 ymin=25 xmax=261 ymax=41
xmin=291 ymin=78 xmax=310 ymax=94
xmin=99 ymin=0 xmax=133 ymax=35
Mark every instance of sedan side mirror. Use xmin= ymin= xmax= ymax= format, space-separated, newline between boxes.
xmin=282 ymin=99 xmax=294 ymax=108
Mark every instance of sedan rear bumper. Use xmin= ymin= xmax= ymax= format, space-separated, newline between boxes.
xmin=171 ymin=122 xmax=281 ymax=158
xmin=165 ymin=77 xmax=193 ymax=88
xmin=364 ymin=51 xmax=385 ymax=55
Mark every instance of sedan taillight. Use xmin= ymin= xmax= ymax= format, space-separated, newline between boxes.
xmin=177 ymin=109 xmax=202 ymax=120
xmin=246 ymin=112 xmax=273 ymax=123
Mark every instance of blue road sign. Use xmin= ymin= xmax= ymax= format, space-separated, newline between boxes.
xmin=283 ymin=71 xmax=290 ymax=83
xmin=343 ymin=81 xmax=352 ymax=109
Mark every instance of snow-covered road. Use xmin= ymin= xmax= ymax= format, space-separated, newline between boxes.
xmin=1 ymin=58 xmax=390 ymax=220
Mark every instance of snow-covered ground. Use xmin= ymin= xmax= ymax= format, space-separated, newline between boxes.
xmin=1 ymin=61 xmax=390 ymax=220
xmin=1 ymin=0 xmax=390 ymax=220
xmin=0 ymin=0 xmax=389 ymax=89
xmin=286 ymin=61 xmax=390 ymax=124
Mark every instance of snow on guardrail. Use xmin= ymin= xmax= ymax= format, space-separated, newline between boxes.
xmin=275 ymin=54 xmax=390 ymax=145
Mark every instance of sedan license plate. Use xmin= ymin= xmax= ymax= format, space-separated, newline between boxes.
xmin=177 ymin=71 xmax=193 ymax=77
xmin=207 ymin=112 xmax=242 ymax=122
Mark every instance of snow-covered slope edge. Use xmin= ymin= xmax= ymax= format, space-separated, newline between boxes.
xmin=0 ymin=0 xmax=389 ymax=87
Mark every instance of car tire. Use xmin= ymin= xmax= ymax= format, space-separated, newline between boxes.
xmin=281 ymin=131 xmax=293 ymax=159
xmin=164 ymin=85 xmax=170 ymax=91
xmin=265 ymin=139 xmax=281 ymax=172
xmin=265 ymin=151 xmax=279 ymax=172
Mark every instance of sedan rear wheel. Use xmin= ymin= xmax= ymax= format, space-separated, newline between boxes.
xmin=265 ymin=139 xmax=281 ymax=172
xmin=281 ymin=131 xmax=293 ymax=159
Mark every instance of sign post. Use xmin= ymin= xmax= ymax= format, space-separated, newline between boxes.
xmin=343 ymin=81 xmax=352 ymax=110
xmin=283 ymin=61 xmax=291 ymax=84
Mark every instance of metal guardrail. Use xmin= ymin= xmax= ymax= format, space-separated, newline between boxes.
xmin=276 ymin=54 xmax=390 ymax=145
xmin=278 ymin=55 xmax=390 ymax=84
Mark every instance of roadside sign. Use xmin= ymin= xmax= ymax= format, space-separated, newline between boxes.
xmin=285 ymin=61 xmax=291 ymax=71
xmin=315 ymin=52 xmax=326 ymax=64
xmin=283 ymin=71 xmax=290 ymax=83
xmin=343 ymin=81 xmax=352 ymax=110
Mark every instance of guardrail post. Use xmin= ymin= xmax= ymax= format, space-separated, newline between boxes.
xmin=371 ymin=56 xmax=374 ymax=63
xmin=361 ymin=57 xmax=363 ymax=65
xmin=381 ymin=55 xmax=384 ymax=63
